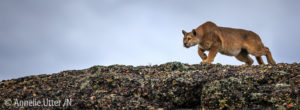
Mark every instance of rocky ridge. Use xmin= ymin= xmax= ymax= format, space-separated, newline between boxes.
xmin=0 ymin=62 xmax=299 ymax=109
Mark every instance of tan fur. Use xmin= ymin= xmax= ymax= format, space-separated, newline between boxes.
xmin=182 ymin=21 xmax=276 ymax=65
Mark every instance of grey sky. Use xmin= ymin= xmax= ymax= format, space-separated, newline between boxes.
xmin=1 ymin=0 xmax=300 ymax=81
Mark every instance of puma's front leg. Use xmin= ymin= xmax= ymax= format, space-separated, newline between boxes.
xmin=202 ymin=46 xmax=219 ymax=64
xmin=198 ymin=47 xmax=207 ymax=61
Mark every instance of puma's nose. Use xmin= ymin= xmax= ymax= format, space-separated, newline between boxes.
xmin=184 ymin=43 xmax=188 ymax=47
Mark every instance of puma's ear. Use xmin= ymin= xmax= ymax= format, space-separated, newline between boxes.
xmin=192 ymin=29 xmax=197 ymax=36
xmin=182 ymin=30 xmax=187 ymax=35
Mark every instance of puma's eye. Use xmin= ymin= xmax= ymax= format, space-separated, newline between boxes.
xmin=187 ymin=38 xmax=191 ymax=40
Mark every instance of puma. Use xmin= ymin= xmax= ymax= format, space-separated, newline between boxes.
xmin=182 ymin=21 xmax=276 ymax=65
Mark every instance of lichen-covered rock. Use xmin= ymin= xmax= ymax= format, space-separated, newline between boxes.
xmin=0 ymin=62 xmax=299 ymax=109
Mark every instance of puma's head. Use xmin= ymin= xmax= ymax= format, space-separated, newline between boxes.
xmin=182 ymin=29 xmax=199 ymax=48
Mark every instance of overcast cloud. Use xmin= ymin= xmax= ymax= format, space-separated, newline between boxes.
xmin=0 ymin=0 xmax=300 ymax=81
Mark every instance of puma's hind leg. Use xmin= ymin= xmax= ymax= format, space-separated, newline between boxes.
xmin=247 ymin=46 xmax=276 ymax=65
xmin=235 ymin=49 xmax=254 ymax=66
xmin=256 ymin=56 xmax=264 ymax=65
xmin=264 ymin=47 xmax=276 ymax=64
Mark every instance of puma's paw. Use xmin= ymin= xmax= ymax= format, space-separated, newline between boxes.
xmin=203 ymin=55 xmax=207 ymax=60
xmin=240 ymin=63 xmax=253 ymax=67
xmin=240 ymin=64 xmax=249 ymax=67
xmin=201 ymin=59 xmax=212 ymax=64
